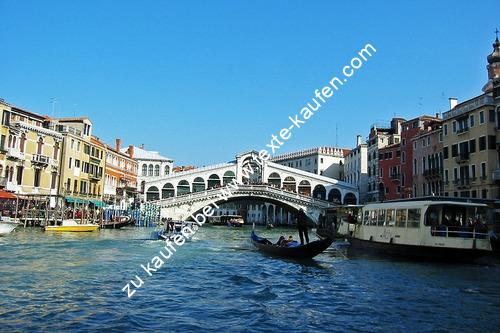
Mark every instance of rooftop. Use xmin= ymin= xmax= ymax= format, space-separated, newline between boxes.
xmin=120 ymin=145 xmax=172 ymax=162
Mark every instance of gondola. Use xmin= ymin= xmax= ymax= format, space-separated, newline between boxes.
xmin=100 ymin=216 xmax=133 ymax=229
xmin=251 ymin=230 xmax=333 ymax=259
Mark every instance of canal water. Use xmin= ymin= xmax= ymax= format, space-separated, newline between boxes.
xmin=1 ymin=226 xmax=499 ymax=332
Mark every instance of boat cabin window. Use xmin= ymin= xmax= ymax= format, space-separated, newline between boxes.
xmin=363 ymin=210 xmax=369 ymax=225
xmin=407 ymin=209 xmax=421 ymax=228
xmin=424 ymin=207 xmax=440 ymax=226
xmin=396 ymin=209 xmax=407 ymax=227
xmin=377 ymin=209 xmax=386 ymax=226
xmin=368 ymin=210 xmax=377 ymax=225
xmin=386 ymin=209 xmax=395 ymax=226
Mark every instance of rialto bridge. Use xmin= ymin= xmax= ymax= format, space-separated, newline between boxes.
xmin=144 ymin=151 xmax=359 ymax=221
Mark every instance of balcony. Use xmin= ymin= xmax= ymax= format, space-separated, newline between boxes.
xmin=7 ymin=147 xmax=24 ymax=160
xmin=456 ymin=178 xmax=471 ymax=189
xmin=456 ymin=127 xmax=469 ymax=135
xmin=423 ymin=168 xmax=442 ymax=179
xmin=89 ymin=173 xmax=102 ymax=181
xmin=454 ymin=152 xmax=469 ymax=164
xmin=32 ymin=154 xmax=50 ymax=166
xmin=390 ymin=173 xmax=401 ymax=181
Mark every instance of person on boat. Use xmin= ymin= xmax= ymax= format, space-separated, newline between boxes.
xmin=276 ymin=236 xmax=286 ymax=246
xmin=297 ymin=209 xmax=309 ymax=245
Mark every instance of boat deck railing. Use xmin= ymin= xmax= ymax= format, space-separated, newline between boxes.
xmin=430 ymin=226 xmax=489 ymax=239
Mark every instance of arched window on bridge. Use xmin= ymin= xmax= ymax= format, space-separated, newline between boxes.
xmin=282 ymin=176 xmax=296 ymax=192
xmin=142 ymin=164 xmax=147 ymax=176
xmin=298 ymin=180 xmax=311 ymax=196
xmin=164 ymin=165 xmax=170 ymax=176
xmin=328 ymin=188 xmax=341 ymax=203
xmin=344 ymin=192 xmax=357 ymax=205
xmin=162 ymin=183 xmax=175 ymax=198
xmin=313 ymin=184 xmax=326 ymax=200
xmin=146 ymin=186 xmax=160 ymax=201
xmin=223 ymin=171 xmax=236 ymax=185
xmin=148 ymin=164 xmax=153 ymax=176
xmin=207 ymin=174 xmax=221 ymax=189
xmin=268 ymin=172 xmax=281 ymax=188
xmin=177 ymin=180 xmax=190 ymax=196
xmin=192 ymin=177 xmax=206 ymax=192
xmin=154 ymin=165 xmax=160 ymax=177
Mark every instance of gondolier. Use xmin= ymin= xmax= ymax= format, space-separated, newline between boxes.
xmin=297 ymin=209 xmax=309 ymax=245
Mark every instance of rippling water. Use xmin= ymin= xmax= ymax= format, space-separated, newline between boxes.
xmin=1 ymin=226 xmax=499 ymax=332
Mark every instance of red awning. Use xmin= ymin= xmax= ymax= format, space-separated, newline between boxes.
xmin=0 ymin=190 xmax=17 ymax=200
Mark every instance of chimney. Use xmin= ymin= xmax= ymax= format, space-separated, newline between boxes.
xmin=128 ymin=145 xmax=134 ymax=158
xmin=356 ymin=135 xmax=362 ymax=147
xmin=435 ymin=112 xmax=440 ymax=119
xmin=115 ymin=138 xmax=121 ymax=152
xmin=449 ymin=98 xmax=458 ymax=110
xmin=140 ymin=143 xmax=145 ymax=149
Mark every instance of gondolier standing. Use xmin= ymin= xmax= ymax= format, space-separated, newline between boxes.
xmin=297 ymin=209 xmax=309 ymax=245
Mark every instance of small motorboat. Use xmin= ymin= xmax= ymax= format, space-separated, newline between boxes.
xmin=100 ymin=216 xmax=133 ymax=229
xmin=251 ymin=230 xmax=333 ymax=259
xmin=44 ymin=220 xmax=99 ymax=232
xmin=0 ymin=218 xmax=20 ymax=236
xmin=152 ymin=221 xmax=198 ymax=241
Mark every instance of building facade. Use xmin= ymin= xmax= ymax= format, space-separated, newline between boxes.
xmin=411 ymin=122 xmax=443 ymax=197
xmin=51 ymin=117 xmax=106 ymax=206
xmin=378 ymin=143 xmax=401 ymax=200
xmin=344 ymin=135 xmax=368 ymax=203
xmin=271 ymin=146 xmax=349 ymax=180
xmin=400 ymin=115 xmax=441 ymax=198
xmin=103 ymin=139 xmax=138 ymax=209
xmin=121 ymin=145 xmax=173 ymax=201
xmin=366 ymin=118 xmax=404 ymax=202
xmin=442 ymin=37 xmax=500 ymax=200
xmin=0 ymin=101 xmax=62 ymax=206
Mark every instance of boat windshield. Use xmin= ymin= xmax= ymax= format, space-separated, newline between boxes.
xmin=425 ymin=204 xmax=489 ymax=239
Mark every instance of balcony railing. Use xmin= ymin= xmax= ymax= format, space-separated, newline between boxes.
xmin=32 ymin=154 xmax=50 ymax=166
xmin=454 ymin=152 xmax=469 ymax=163
xmin=89 ymin=173 xmax=102 ymax=181
xmin=390 ymin=173 xmax=401 ymax=181
xmin=456 ymin=127 xmax=469 ymax=134
xmin=7 ymin=147 xmax=24 ymax=160
xmin=423 ymin=168 xmax=442 ymax=178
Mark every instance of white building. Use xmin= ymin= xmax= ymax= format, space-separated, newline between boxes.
xmin=344 ymin=135 xmax=369 ymax=203
xmin=120 ymin=144 xmax=173 ymax=201
xmin=271 ymin=146 xmax=349 ymax=180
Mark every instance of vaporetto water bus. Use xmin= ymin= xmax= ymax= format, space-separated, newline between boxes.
xmin=342 ymin=199 xmax=492 ymax=261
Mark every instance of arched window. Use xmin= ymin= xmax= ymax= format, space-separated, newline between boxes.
xmin=140 ymin=181 xmax=145 ymax=193
xmin=20 ymin=134 xmax=26 ymax=153
xmin=148 ymin=164 xmax=153 ymax=176
xmin=164 ymin=165 xmax=170 ymax=176
xmin=154 ymin=165 xmax=160 ymax=177
xmin=53 ymin=141 xmax=59 ymax=159
xmin=142 ymin=164 xmax=147 ymax=176
xmin=8 ymin=135 xmax=12 ymax=148
xmin=37 ymin=137 xmax=43 ymax=155
xmin=8 ymin=167 xmax=14 ymax=182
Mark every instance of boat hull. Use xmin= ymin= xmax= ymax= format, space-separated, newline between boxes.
xmin=45 ymin=225 xmax=99 ymax=232
xmin=348 ymin=237 xmax=490 ymax=262
xmin=100 ymin=217 xmax=132 ymax=229
xmin=0 ymin=222 xmax=19 ymax=235
xmin=251 ymin=231 xmax=333 ymax=259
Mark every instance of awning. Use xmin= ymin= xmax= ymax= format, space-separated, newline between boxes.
xmin=65 ymin=196 xmax=88 ymax=204
xmin=90 ymin=200 xmax=105 ymax=207
xmin=0 ymin=190 xmax=17 ymax=200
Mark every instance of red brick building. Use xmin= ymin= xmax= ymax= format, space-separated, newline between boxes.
xmin=379 ymin=143 xmax=402 ymax=200
xmin=400 ymin=115 xmax=441 ymax=198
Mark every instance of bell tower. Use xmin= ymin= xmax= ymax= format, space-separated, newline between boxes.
xmin=483 ymin=29 xmax=500 ymax=94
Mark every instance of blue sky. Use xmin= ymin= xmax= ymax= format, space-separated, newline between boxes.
xmin=1 ymin=1 xmax=499 ymax=165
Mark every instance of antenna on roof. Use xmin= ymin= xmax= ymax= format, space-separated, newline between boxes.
xmin=335 ymin=123 xmax=338 ymax=147
xmin=50 ymin=98 xmax=56 ymax=117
